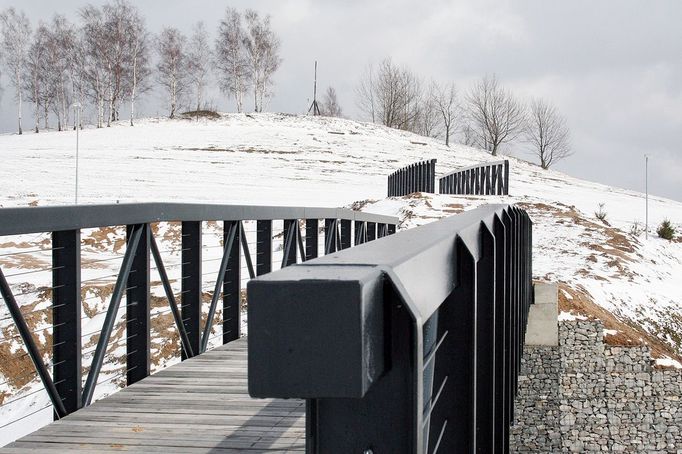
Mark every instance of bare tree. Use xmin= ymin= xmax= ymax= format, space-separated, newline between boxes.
xmin=321 ymin=86 xmax=342 ymax=117
xmin=24 ymin=22 xmax=50 ymax=132
xmin=356 ymin=58 xmax=423 ymax=132
xmin=355 ymin=64 xmax=376 ymax=123
xmin=80 ymin=5 xmax=108 ymax=128
xmin=215 ymin=8 xmax=249 ymax=112
xmin=418 ymin=81 xmax=442 ymax=138
xmin=525 ymin=98 xmax=572 ymax=169
xmin=0 ymin=8 xmax=31 ymax=134
xmin=466 ymin=75 xmax=525 ymax=155
xmin=126 ymin=6 xmax=150 ymax=126
xmin=156 ymin=27 xmax=188 ymax=118
xmin=46 ymin=15 xmax=78 ymax=132
xmin=243 ymin=10 xmax=281 ymax=112
xmin=432 ymin=81 xmax=458 ymax=146
xmin=187 ymin=21 xmax=212 ymax=112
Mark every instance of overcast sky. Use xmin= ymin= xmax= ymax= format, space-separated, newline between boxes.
xmin=1 ymin=0 xmax=680 ymax=201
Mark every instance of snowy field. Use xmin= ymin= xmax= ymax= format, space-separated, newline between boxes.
xmin=0 ymin=112 xmax=681 ymax=444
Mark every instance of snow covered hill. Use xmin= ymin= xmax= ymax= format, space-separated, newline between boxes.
xmin=0 ymin=112 xmax=681 ymax=444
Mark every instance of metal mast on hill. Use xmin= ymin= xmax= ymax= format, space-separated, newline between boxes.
xmin=308 ymin=61 xmax=321 ymax=116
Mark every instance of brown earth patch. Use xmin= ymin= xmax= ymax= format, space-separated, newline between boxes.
xmin=556 ymin=282 xmax=682 ymax=367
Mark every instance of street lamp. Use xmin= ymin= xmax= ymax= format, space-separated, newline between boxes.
xmin=645 ymin=155 xmax=649 ymax=239
xmin=72 ymin=102 xmax=82 ymax=205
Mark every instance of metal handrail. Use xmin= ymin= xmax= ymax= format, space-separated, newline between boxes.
xmin=0 ymin=203 xmax=397 ymax=236
xmin=248 ymin=204 xmax=532 ymax=453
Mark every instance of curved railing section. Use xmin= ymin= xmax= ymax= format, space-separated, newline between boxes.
xmin=439 ymin=160 xmax=510 ymax=196
xmin=249 ymin=204 xmax=532 ymax=453
xmin=387 ymin=159 xmax=437 ymax=197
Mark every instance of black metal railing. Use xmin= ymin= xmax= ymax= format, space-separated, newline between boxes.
xmin=0 ymin=203 xmax=397 ymax=436
xmin=387 ymin=159 xmax=437 ymax=197
xmin=249 ymin=204 xmax=532 ymax=453
xmin=439 ymin=160 xmax=510 ymax=196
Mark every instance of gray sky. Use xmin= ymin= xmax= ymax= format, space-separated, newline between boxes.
xmin=1 ymin=0 xmax=681 ymax=201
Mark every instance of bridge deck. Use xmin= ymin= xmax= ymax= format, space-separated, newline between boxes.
xmin=2 ymin=338 xmax=306 ymax=453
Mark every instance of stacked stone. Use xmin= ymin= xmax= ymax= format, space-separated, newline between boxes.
xmin=512 ymin=320 xmax=682 ymax=453
xmin=559 ymin=321 xmax=609 ymax=452
xmin=510 ymin=346 xmax=561 ymax=452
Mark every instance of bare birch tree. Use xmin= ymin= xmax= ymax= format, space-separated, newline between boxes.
xmin=432 ymin=81 xmax=458 ymax=146
xmin=244 ymin=10 xmax=281 ymax=112
xmin=0 ymin=8 xmax=31 ymax=134
xmin=525 ymin=98 xmax=572 ymax=169
xmin=24 ymin=23 xmax=50 ymax=132
xmin=156 ymin=27 xmax=188 ymax=118
xmin=356 ymin=58 xmax=423 ymax=132
xmin=321 ymin=86 xmax=342 ymax=117
xmin=126 ymin=6 xmax=150 ymax=126
xmin=466 ymin=75 xmax=525 ymax=155
xmin=418 ymin=81 xmax=442 ymax=138
xmin=187 ymin=21 xmax=212 ymax=112
xmin=80 ymin=5 xmax=108 ymax=128
xmin=215 ymin=8 xmax=249 ymax=112
xmin=355 ymin=64 xmax=376 ymax=123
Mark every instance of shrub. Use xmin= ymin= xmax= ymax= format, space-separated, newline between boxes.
xmin=629 ymin=221 xmax=643 ymax=236
xmin=657 ymin=219 xmax=676 ymax=240
xmin=595 ymin=203 xmax=607 ymax=221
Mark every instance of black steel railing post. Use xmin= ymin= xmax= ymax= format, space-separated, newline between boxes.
xmin=126 ymin=223 xmax=151 ymax=385
xmin=181 ymin=221 xmax=202 ymax=360
xmin=493 ymin=215 xmax=508 ymax=454
xmin=475 ymin=223 xmax=496 ymax=452
xmin=256 ymin=220 xmax=272 ymax=276
xmin=367 ymin=222 xmax=376 ymax=242
xmin=283 ymin=219 xmax=297 ymax=267
xmin=340 ymin=220 xmax=351 ymax=249
xmin=503 ymin=160 xmax=510 ymax=195
xmin=305 ymin=219 xmax=319 ymax=260
xmin=223 ymin=220 xmax=241 ymax=344
xmin=324 ymin=219 xmax=337 ymax=254
xmin=52 ymin=229 xmax=82 ymax=417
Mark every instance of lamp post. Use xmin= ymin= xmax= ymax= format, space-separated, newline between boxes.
xmin=645 ymin=155 xmax=649 ymax=239
xmin=73 ymin=102 xmax=82 ymax=205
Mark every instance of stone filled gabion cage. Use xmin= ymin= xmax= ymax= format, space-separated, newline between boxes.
xmin=511 ymin=320 xmax=682 ymax=453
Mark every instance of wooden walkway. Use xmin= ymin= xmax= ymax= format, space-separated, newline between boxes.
xmin=2 ymin=338 xmax=306 ymax=453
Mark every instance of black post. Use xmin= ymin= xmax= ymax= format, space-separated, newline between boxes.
xmin=52 ymin=229 xmax=82 ymax=416
xmin=305 ymin=219 xmax=319 ymax=260
xmin=503 ymin=160 xmax=510 ymax=195
xmin=126 ymin=223 xmax=150 ymax=385
xmin=324 ymin=219 xmax=337 ymax=254
xmin=224 ymin=220 xmax=241 ymax=344
xmin=283 ymin=219 xmax=298 ymax=266
xmin=354 ymin=221 xmax=365 ymax=245
xmin=367 ymin=222 xmax=376 ymax=242
xmin=340 ymin=220 xmax=352 ymax=249
xmin=256 ymin=220 xmax=272 ymax=276
xmin=181 ymin=221 xmax=202 ymax=360
xmin=493 ymin=215 xmax=509 ymax=454
xmin=476 ymin=225 xmax=496 ymax=452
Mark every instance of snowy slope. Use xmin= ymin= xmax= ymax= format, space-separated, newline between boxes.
xmin=0 ymin=112 xmax=681 ymax=444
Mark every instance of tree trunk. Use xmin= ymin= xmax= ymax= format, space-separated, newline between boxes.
xmin=18 ymin=85 xmax=23 ymax=135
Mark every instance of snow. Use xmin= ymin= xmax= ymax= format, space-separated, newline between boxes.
xmin=655 ymin=356 xmax=682 ymax=369
xmin=559 ymin=311 xmax=588 ymax=322
xmin=0 ymin=112 xmax=681 ymax=444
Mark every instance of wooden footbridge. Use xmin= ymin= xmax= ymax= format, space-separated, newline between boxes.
xmin=0 ymin=203 xmax=532 ymax=453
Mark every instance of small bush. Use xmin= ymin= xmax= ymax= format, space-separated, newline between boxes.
xmin=657 ymin=219 xmax=676 ymax=240
xmin=595 ymin=203 xmax=607 ymax=221
xmin=629 ymin=221 xmax=643 ymax=236
xmin=181 ymin=110 xmax=221 ymax=119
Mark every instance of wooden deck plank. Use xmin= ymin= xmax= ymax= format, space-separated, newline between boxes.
xmin=2 ymin=337 xmax=306 ymax=453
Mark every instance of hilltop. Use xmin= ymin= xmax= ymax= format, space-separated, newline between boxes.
xmin=0 ymin=112 xmax=681 ymax=443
